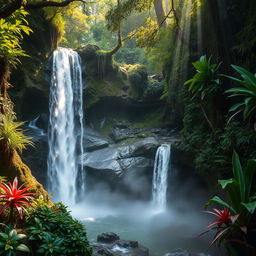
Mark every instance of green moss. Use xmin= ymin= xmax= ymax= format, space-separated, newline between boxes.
xmin=133 ymin=107 xmax=170 ymax=129
xmin=84 ymin=77 xmax=124 ymax=109
xmin=0 ymin=150 xmax=51 ymax=205
xmin=126 ymin=64 xmax=148 ymax=98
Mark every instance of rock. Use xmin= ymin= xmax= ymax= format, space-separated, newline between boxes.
xmin=116 ymin=240 xmax=138 ymax=248
xmin=113 ymin=119 xmax=131 ymax=129
xmin=93 ymin=245 xmax=115 ymax=256
xmin=109 ymin=128 xmax=135 ymax=142
xmin=82 ymin=137 xmax=159 ymax=174
xmin=84 ymin=128 xmax=109 ymax=151
xmin=97 ymin=232 xmax=120 ymax=243
xmin=164 ymin=249 xmax=191 ymax=256
xmin=83 ymin=137 xmax=158 ymax=198
xmin=92 ymin=233 xmax=149 ymax=256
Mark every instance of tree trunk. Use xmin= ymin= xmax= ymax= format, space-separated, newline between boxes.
xmin=154 ymin=0 xmax=167 ymax=27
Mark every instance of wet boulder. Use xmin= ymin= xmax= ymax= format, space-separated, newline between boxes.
xmin=92 ymin=233 xmax=149 ymax=256
xmin=97 ymin=232 xmax=120 ymax=243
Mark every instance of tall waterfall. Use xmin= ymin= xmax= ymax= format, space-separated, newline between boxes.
xmin=47 ymin=48 xmax=84 ymax=205
xmin=152 ymin=144 xmax=171 ymax=212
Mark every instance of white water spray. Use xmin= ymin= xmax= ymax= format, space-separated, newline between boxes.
xmin=152 ymin=144 xmax=171 ymax=212
xmin=47 ymin=48 xmax=84 ymax=205
xmin=28 ymin=116 xmax=45 ymax=136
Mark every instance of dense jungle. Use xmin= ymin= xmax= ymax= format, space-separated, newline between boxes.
xmin=0 ymin=0 xmax=256 ymax=255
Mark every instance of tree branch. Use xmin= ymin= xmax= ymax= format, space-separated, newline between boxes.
xmin=108 ymin=0 xmax=122 ymax=55
xmin=0 ymin=0 xmax=23 ymax=19
xmin=0 ymin=0 xmax=85 ymax=19
xmin=25 ymin=0 xmax=80 ymax=10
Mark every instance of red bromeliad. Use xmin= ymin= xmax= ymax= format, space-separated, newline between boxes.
xmin=202 ymin=208 xmax=240 ymax=248
xmin=205 ymin=208 xmax=233 ymax=228
xmin=0 ymin=177 xmax=36 ymax=220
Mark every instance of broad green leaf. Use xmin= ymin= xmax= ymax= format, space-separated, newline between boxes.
xmin=245 ymin=160 xmax=256 ymax=199
xmin=242 ymin=201 xmax=256 ymax=214
xmin=232 ymin=151 xmax=246 ymax=202
xmin=218 ymin=178 xmax=235 ymax=189
xmin=205 ymin=196 xmax=236 ymax=214
xmin=16 ymin=244 xmax=30 ymax=252
xmin=229 ymin=102 xmax=244 ymax=112
xmin=232 ymin=65 xmax=256 ymax=89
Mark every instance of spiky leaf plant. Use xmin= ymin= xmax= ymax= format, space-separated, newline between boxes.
xmin=0 ymin=115 xmax=33 ymax=157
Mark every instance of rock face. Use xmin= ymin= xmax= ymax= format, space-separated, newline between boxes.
xmin=92 ymin=232 xmax=149 ymax=256
xmin=22 ymin=126 xmax=48 ymax=187
xmin=83 ymin=137 xmax=159 ymax=199
xmin=84 ymin=128 xmax=110 ymax=152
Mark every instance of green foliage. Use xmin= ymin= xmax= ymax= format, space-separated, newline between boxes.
xmin=184 ymin=55 xmax=221 ymax=100
xmin=26 ymin=204 xmax=92 ymax=256
xmin=0 ymin=225 xmax=30 ymax=256
xmin=0 ymin=115 xmax=33 ymax=155
xmin=132 ymin=17 xmax=158 ymax=48
xmin=127 ymin=64 xmax=148 ymax=97
xmin=204 ymin=152 xmax=256 ymax=252
xmin=225 ymin=65 xmax=256 ymax=121
xmin=0 ymin=8 xmax=32 ymax=67
xmin=143 ymin=79 xmax=164 ymax=101
xmin=207 ymin=152 xmax=256 ymax=217
xmin=36 ymin=233 xmax=65 ymax=256
xmin=182 ymin=101 xmax=256 ymax=177
xmin=106 ymin=0 xmax=152 ymax=31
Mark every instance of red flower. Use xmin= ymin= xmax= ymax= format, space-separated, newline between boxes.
xmin=0 ymin=177 xmax=36 ymax=219
xmin=205 ymin=208 xmax=232 ymax=228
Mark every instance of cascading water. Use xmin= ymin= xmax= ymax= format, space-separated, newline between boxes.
xmin=152 ymin=144 xmax=171 ymax=212
xmin=47 ymin=48 xmax=84 ymax=205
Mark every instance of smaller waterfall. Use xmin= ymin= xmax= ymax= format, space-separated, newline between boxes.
xmin=28 ymin=116 xmax=45 ymax=136
xmin=152 ymin=144 xmax=171 ymax=212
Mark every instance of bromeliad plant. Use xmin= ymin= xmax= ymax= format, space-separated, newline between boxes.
xmin=225 ymin=65 xmax=256 ymax=123
xmin=0 ymin=177 xmax=36 ymax=223
xmin=204 ymin=151 xmax=256 ymax=252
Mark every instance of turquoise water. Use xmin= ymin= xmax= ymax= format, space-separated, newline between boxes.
xmin=71 ymin=200 xmax=221 ymax=256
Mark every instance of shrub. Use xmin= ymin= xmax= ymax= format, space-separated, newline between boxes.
xmin=143 ymin=79 xmax=164 ymax=101
xmin=0 ymin=224 xmax=30 ymax=256
xmin=26 ymin=203 xmax=92 ymax=256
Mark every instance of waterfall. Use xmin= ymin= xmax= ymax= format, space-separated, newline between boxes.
xmin=28 ymin=116 xmax=45 ymax=136
xmin=47 ymin=48 xmax=84 ymax=205
xmin=152 ymin=144 xmax=171 ymax=212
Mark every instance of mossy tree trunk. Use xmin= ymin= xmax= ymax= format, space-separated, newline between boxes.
xmin=0 ymin=149 xmax=51 ymax=203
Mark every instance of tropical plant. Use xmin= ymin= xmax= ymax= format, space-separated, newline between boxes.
xmin=0 ymin=177 xmax=36 ymax=222
xmin=204 ymin=152 xmax=256 ymax=252
xmin=36 ymin=232 xmax=64 ymax=256
xmin=0 ymin=224 xmax=30 ymax=256
xmin=184 ymin=55 xmax=221 ymax=100
xmin=184 ymin=56 xmax=222 ymax=131
xmin=27 ymin=204 xmax=92 ymax=256
xmin=0 ymin=8 xmax=32 ymax=67
xmin=225 ymin=65 xmax=256 ymax=122
xmin=0 ymin=115 xmax=33 ymax=157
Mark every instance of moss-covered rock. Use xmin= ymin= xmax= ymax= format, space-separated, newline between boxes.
xmin=126 ymin=64 xmax=148 ymax=98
